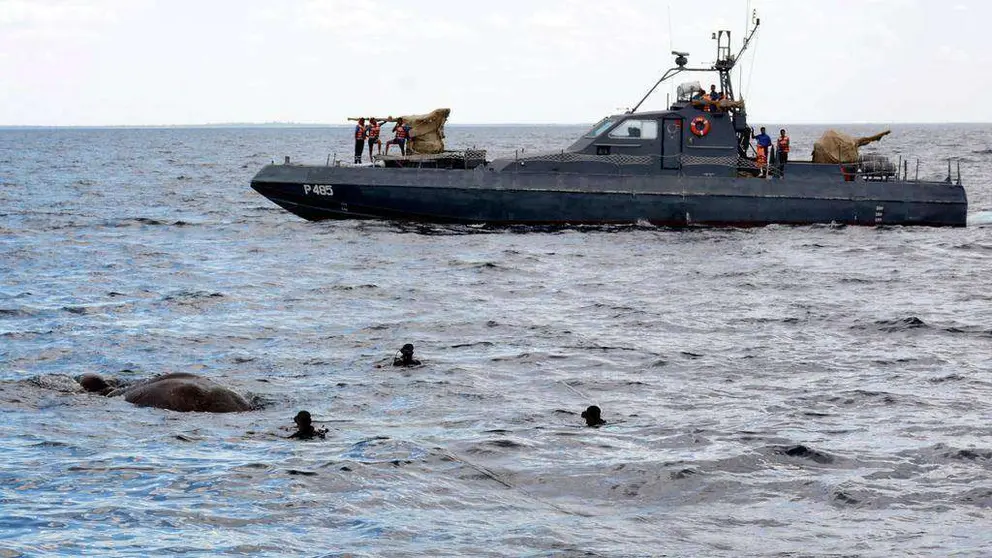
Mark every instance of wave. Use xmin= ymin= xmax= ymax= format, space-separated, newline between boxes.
xmin=967 ymin=210 xmax=992 ymax=226
xmin=0 ymin=307 xmax=35 ymax=318
xmin=853 ymin=316 xmax=991 ymax=337
xmin=101 ymin=217 xmax=198 ymax=228
xmin=161 ymin=290 xmax=225 ymax=302
xmin=772 ymin=444 xmax=835 ymax=464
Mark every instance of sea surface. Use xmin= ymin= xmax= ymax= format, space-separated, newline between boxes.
xmin=1 ymin=124 xmax=991 ymax=557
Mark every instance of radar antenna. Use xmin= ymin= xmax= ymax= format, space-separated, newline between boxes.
xmin=630 ymin=11 xmax=760 ymax=113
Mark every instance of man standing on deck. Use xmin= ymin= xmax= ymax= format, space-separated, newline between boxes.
xmin=707 ymin=84 xmax=722 ymax=112
xmin=384 ymin=117 xmax=412 ymax=156
xmin=754 ymin=126 xmax=772 ymax=177
xmin=353 ymin=117 xmax=367 ymax=164
xmin=777 ymin=129 xmax=791 ymax=177
xmin=366 ymin=117 xmax=382 ymax=162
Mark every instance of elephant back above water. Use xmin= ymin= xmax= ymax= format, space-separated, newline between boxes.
xmin=110 ymin=372 xmax=251 ymax=413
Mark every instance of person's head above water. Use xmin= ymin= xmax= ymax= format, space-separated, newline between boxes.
xmin=394 ymin=343 xmax=421 ymax=366
xmin=581 ymin=405 xmax=605 ymax=427
xmin=294 ymin=410 xmax=312 ymax=429
xmin=290 ymin=410 xmax=327 ymax=439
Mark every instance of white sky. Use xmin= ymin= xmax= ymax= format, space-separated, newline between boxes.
xmin=1 ymin=0 xmax=988 ymax=126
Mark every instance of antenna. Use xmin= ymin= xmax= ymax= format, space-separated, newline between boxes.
xmin=668 ymin=4 xmax=674 ymax=53
xmin=668 ymin=3 xmax=674 ymax=105
xmin=630 ymin=10 xmax=758 ymax=113
xmin=741 ymin=0 xmax=749 ymax=94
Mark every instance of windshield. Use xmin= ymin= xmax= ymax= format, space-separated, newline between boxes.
xmin=584 ymin=117 xmax=618 ymax=138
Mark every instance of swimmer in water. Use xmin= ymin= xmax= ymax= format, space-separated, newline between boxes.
xmin=393 ymin=343 xmax=421 ymax=367
xmin=289 ymin=410 xmax=327 ymax=440
xmin=581 ymin=405 xmax=605 ymax=427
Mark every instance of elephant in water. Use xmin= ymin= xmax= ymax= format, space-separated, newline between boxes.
xmin=79 ymin=372 xmax=252 ymax=413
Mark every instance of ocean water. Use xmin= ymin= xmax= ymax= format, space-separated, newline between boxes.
xmin=1 ymin=124 xmax=991 ymax=557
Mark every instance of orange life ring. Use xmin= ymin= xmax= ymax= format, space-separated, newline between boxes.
xmin=690 ymin=116 xmax=711 ymax=137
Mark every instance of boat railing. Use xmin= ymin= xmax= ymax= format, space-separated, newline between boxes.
xmin=889 ymin=156 xmax=963 ymax=185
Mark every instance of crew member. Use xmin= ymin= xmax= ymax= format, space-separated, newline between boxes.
xmin=384 ymin=117 xmax=412 ymax=156
xmin=777 ymin=129 xmax=790 ymax=177
xmin=708 ymin=84 xmax=722 ymax=101
xmin=353 ymin=117 xmax=366 ymax=164
xmin=754 ymin=126 xmax=772 ymax=177
xmin=366 ymin=117 xmax=382 ymax=162
xmin=707 ymin=84 xmax=722 ymax=112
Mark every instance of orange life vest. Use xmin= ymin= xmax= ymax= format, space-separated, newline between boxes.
xmin=355 ymin=125 xmax=366 ymax=140
xmin=395 ymin=124 xmax=408 ymax=140
xmin=368 ymin=123 xmax=380 ymax=139
xmin=777 ymin=136 xmax=790 ymax=154
xmin=756 ymin=145 xmax=768 ymax=167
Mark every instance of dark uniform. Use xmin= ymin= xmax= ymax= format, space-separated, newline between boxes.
xmin=777 ymin=130 xmax=790 ymax=177
xmin=354 ymin=120 xmax=366 ymax=164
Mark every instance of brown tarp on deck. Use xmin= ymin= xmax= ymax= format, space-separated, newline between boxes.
xmin=400 ymin=108 xmax=449 ymax=154
xmin=352 ymin=108 xmax=451 ymax=155
xmin=812 ymin=129 xmax=891 ymax=164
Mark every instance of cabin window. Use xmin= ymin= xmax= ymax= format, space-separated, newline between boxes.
xmin=608 ymin=119 xmax=658 ymax=140
xmin=585 ymin=117 xmax=618 ymax=138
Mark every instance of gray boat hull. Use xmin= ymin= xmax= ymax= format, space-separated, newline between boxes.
xmin=250 ymin=164 xmax=968 ymax=227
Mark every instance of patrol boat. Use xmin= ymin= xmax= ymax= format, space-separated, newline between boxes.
xmin=250 ymin=17 xmax=968 ymax=228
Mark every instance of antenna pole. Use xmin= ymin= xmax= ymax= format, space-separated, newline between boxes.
xmin=631 ymin=67 xmax=684 ymax=113
xmin=735 ymin=12 xmax=761 ymax=63
xmin=668 ymin=4 xmax=674 ymax=52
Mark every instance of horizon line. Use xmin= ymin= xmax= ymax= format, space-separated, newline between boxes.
xmin=2 ymin=120 xmax=992 ymax=129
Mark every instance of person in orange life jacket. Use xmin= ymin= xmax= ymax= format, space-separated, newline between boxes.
xmin=384 ymin=117 xmax=412 ymax=156
xmin=353 ymin=117 xmax=367 ymax=164
xmin=776 ymin=129 xmax=790 ymax=177
xmin=365 ymin=117 xmax=382 ymax=162
xmin=754 ymin=126 xmax=772 ymax=177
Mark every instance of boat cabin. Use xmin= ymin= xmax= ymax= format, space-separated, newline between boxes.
xmin=490 ymin=95 xmax=748 ymax=178
xmin=491 ymin=25 xmax=764 ymax=178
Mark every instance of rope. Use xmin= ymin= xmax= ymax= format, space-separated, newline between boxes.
xmin=744 ymin=30 xmax=759 ymax=100
xmin=429 ymin=447 xmax=591 ymax=517
xmin=558 ymin=380 xmax=590 ymax=401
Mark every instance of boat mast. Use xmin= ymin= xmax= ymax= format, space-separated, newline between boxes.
xmin=630 ymin=11 xmax=760 ymax=112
